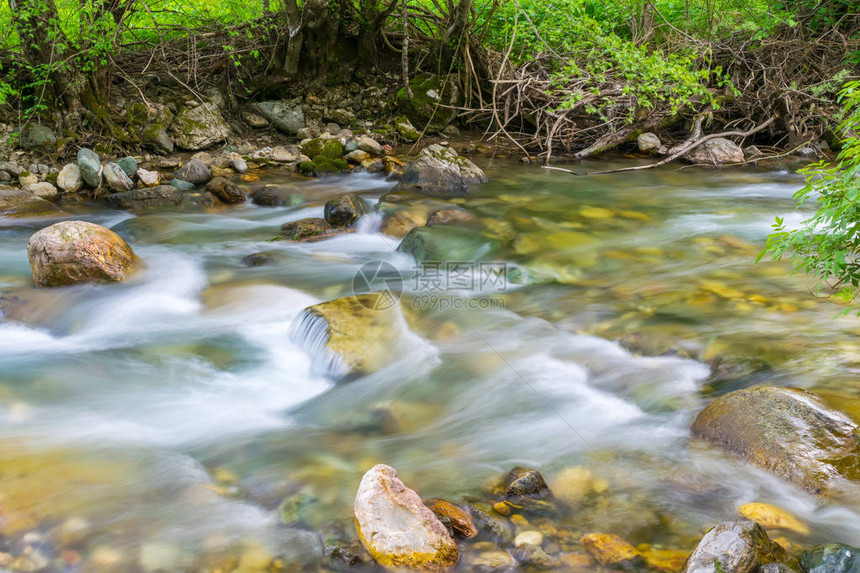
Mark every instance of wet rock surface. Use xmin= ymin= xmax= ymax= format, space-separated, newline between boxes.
xmin=323 ymin=192 xmax=370 ymax=227
xmin=354 ymin=464 xmax=458 ymax=571
xmin=0 ymin=188 xmax=62 ymax=218
xmin=106 ymin=186 xmax=184 ymax=211
xmin=801 ymin=544 xmax=860 ymax=573
xmin=682 ymin=521 xmax=789 ymax=573
xmin=27 ymin=221 xmax=140 ymax=287
xmin=691 ymin=386 xmax=860 ymax=494
xmin=394 ymin=144 xmax=488 ymax=197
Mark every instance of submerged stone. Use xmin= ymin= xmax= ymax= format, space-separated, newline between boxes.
xmin=502 ymin=467 xmax=550 ymax=500
xmin=252 ymin=186 xmax=303 ymax=207
xmin=426 ymin=499 xmax=477 ymax=539
xmin=397 ymin=225 xmax=499 ymax=263
xmin=580 ymin=533 xmax=645 ymax=570
xmin=801 ymin=544 xmax=860 ymax=573
xmin=737 ymin=502 xmax=810 ymax=536
xmin=205 ymin=177 xmax=245 ymax=204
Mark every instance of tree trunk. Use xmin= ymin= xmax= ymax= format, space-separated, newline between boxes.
xmin=9 ymin=0 xmax=84 ymax=114
xmin=440 ymin=0 xmax=472 ymax=69
xmin=283 ymin=0 xmax=303 ymax=76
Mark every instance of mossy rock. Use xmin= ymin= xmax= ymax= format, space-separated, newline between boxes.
xmin=124 ymin=103 xmax=150 ymax=128
xmin=302 ymin=138 xmax=344 ymax=160
xmin=394 ymin=116 xmax=420 ymax=141
xmin=801 ymin=544 xmax=860 ymax=573
xmin=298 ymin=161 xmax=317 ymax=176
xmin=324 ymin=192 xmax=370 ymax=227
xmin=293 ymin=296 xmax=408 ymax=380
xmin=140 ymin=123 xmax=174 ymax=154
xmin=691 ymin=386 xmax=860 ymax=494
xmin=395 ymin=74 xmax=459 ymax=134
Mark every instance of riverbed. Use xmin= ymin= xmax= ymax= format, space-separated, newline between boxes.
xmin=0 ymin=158 xmax=858 ymax=570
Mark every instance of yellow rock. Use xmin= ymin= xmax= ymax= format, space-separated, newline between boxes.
xmin=699 ymin=280 xmax=745 ymax=300
xmin=580 ymin=533 xmax=645 ymax=567
xmin=772 ymin=536 xmax=804 ymax=556
xmin=579 ymin=206 xmax=614 ymax=219
xmin=492 ymin=502 xmax=511 ymax=515
xmin=737 ymin=502 xmax=810 ymax=535
xmin=634 ymin=246 xmax=663 ymax=256
xmin=605 ymin=250 xmax=634 ymax=260
xmin=235 ymin=541 xmax=273 ymax=572
xmin=617 ymin=210 xmax=651 ymax=221
xmin=510 ymin=514 xmax=530 ymax=527
xmin=559 ymin=552 xmax=595 ymax=568
xmin=549 ymin=466 xmax=605 ymax=505
xmin=213 ymin=466 xmax=238 ymax=485
xmin=641 ymin=548 xmax=691 ymax=573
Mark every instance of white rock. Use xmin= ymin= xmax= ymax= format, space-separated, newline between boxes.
xmin=18 ymin=172 xmax=39 ymax=187
xmin=103 ymin=163 xmax=134 ymax=192
xmin=354 ymin=464 xmax=458 ymax=571
xmin=136 ymin=168 xmax=161 ymax=187
xmin=270 ymin=146 xmax=298 ymax=162
xmin=57 ymin=164 xmax=83 ymax=192
xmin=515 ymin=531 xmax=544 ymax=547
xmin=637 ymin=132 xmax=661 ymax=154
xmin=25 ymin=182 xmax=57 ymax=199
xmin=357 ymin=136 xmax=384 ymax=156
xmin=686 ymin=137 xmax=744 ymax=165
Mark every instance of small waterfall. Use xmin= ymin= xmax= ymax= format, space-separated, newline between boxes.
xmin=288 ymin=310 xmax=350 ymax=379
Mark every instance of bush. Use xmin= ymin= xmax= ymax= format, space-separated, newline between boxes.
xmin=761 ymin=80 xmax=860 ymax=308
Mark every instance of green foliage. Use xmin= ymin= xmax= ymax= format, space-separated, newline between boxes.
xmin=762 ymin=81 xmax=860 ymax=307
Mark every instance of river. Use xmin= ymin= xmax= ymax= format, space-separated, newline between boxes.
xmin=0 ymin=157 xmax=858 ymax=570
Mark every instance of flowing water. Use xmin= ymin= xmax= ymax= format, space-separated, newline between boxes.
xmin=1 ymin=158 xmax=859 ymax=571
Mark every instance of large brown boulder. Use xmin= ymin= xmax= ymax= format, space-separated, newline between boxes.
xmin=27 ymin=221 xmax=140 ymax=287
xmin=691 ymin=386 xmax=860 ymax=494
xmin=354 ymin=465 xmax=458 ymax=571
